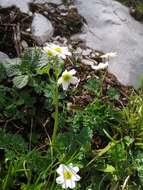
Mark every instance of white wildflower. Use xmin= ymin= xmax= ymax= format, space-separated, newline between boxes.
xmin=43 ymin=43 xmax=71 ymax=59
xmin=91 ymin=62 xmax=109 ymax=70
xmin=58 ymin=69 xmax=79 ymax=91
xmin=56 ymin=163 xmax=81 ymax=189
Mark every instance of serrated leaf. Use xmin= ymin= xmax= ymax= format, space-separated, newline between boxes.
xmin=2 ymin=58 xmax=21 ymax=77
xmin=13 ymin=75 xmax=29 ymax=89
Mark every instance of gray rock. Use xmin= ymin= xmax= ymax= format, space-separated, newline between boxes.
xmin=0 ymin=51 xmax=9 ymax=60
xmin=74 ymin=0 xmax=143 ymax=86
xmin=34 ymin=0 xmax=62 ymax=4
xmin=31 ymin=13 xmax=54 ymax=45
xmin=0 ymin=0 xmax=32 ymax=14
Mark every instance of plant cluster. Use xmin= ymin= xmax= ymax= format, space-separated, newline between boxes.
xmin=0 ymin=44 xmax=143 ymax=190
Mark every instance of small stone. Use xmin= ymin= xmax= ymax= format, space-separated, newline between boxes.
xmin=44 ymin=11 xmax=49 ymax=16
xmin=95 ymin=52 xmax=100 ymax=56
xmin=58 ymin=5 xmax=67 ymax=10
xmin=82 ymin=49 xmax=92 ymax=56
xmin=69 ymin=5 xmax=77 ymax=10
xmin=82 ymin=58 xmax=96 ymax=66
xmin=31 ymin=13 xmax=54 ymax=45
xmin=87 ymin=75 xmax=91 ymax=79
xmin=74 ymin=47 xmax=83 ymax=55
xmin=61 ymin=12 xmax=68 ymax=16
xmin=91 ymin=53 xmax=96 ymax=58
xmin=21 ymin=40 xmax=28 ymax=49
xmin=26 ymin=28 xmax=31 ymax=32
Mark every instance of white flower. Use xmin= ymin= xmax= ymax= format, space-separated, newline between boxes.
xmin=43 ymin=43 xmax=71 ymax=59
xmin=58 ymin=69 xmax=79 ymax=91
xmin=100 ymin=52 xmax=117 ymax=60
xmin=91 ymin=62 xmax=109 ymax=70
xmin=56 ymin=163 xmax=81 ymax=189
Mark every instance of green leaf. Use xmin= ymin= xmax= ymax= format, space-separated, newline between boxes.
xmin=37 ymin=63 xmax=51 ymax=75
xmin=13 ymin=75 xmax=29 ymax=89
xmin=123 ymin=136 xmax=134 ymax=146
xmin=2 ymin=58 xmax=21 ymax=77
xmin=99 ymin=164 xmax=116 ymax=173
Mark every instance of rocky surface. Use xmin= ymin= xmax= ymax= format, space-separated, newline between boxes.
xmin=0 ymin=1 xmax=83 ymax=57
xmin=1 ymin=0 xmax=143 ymax=87
xmin=0 ymin=0 xmax=62 ymax=14
xmin=31 ymin=13 xmax=54 ymax=45
xmin=0 ymin=0 xmax=32 ymax=14
xmin=0 ymin=51 xmax=9 ymax=60
xmin=74 ymin=0 xmax=143 ymax=86
xmin=34 ymin=0 xmax=62 ymax=4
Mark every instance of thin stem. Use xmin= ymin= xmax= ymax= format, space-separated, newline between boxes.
xmin=52 ymin=84 xmax=59 ymax=145
xmin=99 ymin=70 xmax=107 ymax=97
xmin=29 ymin=118 xmax=33 ymax=151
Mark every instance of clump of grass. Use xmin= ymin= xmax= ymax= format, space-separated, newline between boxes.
xmin=117 ymin=0 xmax=143 ymax=21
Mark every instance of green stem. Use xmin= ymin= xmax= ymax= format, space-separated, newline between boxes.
xmin=52 ymin=84 xmax=59 ymax=145
xmin=99 ymin=70 xmax=107 ymax=97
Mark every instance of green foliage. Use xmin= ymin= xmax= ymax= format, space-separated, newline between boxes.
xmin=84 ymin=78 xmax=102 ymax=97
xmin=69 ymin=100 xmax=120 ymax=135
xmin=107 ymin=87 xmax=120 ymax=101
xmin=1 ymin=47 xmax=143 ymax=190
xmin=0 ymin=129 xmax=27 ymax=159
xmin=0 ymin=64 xmax=7 ymax=82
xmin=13 ymin=75 xmax=29 ymax=89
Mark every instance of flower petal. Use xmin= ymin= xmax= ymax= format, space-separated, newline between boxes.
xmin=62 ymin=182 xmax=68 ymax=189
xmin=56 ymin=176 xmax=64 ymax=184
xmin=43 ymin=43 xmax=71 ymax=60
xmin=70 ymin=76 xmax=79 ymax=85
xmin=57 ymin=77 xmax=63 ymax=84
xmin=73 ymin=166 xmax=79 ymax=173
xmin=69 ymin=69 xmax=76 ymax=75
xmin=68 ymin=163 xmax=79 ymax=172
xmin=59 ymin=53 xmax=66 ymax=59
xmin=56 ymin=164 xmax=65 ymax=174
xmin=67 ymin=180 xmax=76 ymax=189
xmin=72 ymin=174 xmax=81 ymax=181
xmin=62 ymin=81 xmax=70 ymax=91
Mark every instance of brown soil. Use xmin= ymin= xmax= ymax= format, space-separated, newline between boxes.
xmin=0 ymin=2 xmax=84 ymax=58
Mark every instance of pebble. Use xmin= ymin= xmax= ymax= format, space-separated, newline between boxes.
xmin=31 ymin=13 xmax=54 ymax=45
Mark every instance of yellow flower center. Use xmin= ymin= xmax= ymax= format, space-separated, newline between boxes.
xmin=47 ymin=50 xmax=53 ymax=57
xmin=54 ymin=47 xmax=62 ymax=53
xmin=62 ymin=73 xmax=72 ymax=81
xmin=64 ymin=171 xmax=73 ymax=179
